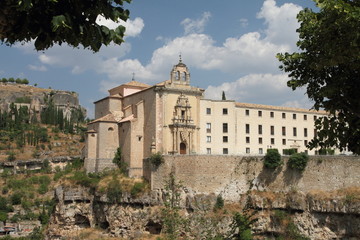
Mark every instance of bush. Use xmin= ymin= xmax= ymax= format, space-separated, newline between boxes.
xmin=113 ymin=147 xmax=128 ymax=174
xmin=288 ymin=153 xmax=309 ymax=171
xmin=7 ymin=151 xmax=16 ymax=161
xmin=214 ymin=194 xmax=224 ymax=211
xmin=11 ymin=192 xmax=23 ymax=205
xmin=264 ymin=149 xmax=282 ymax=169
xmin=150 ymin=152 xmax=164 ymax=168
xmin=0 ymin=211 xmax=7 ymax=222
xmin=107 ymin=178 xmax=122 ymax=204
xmin=38 ymin=183 xmax=48 ymax=195
xmin=131 ymin=181 xmax=147 ymax=197
xmin=282 ymin=148 xmax=297 ymax=155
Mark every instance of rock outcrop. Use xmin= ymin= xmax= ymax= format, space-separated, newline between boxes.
xmin=47 ymin=186 xmax=360 ymax=240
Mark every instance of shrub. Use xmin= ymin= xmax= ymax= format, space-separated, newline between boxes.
xmin=214 ymin=194 xmax=224 ymax=211
xmin=288 ymin=153 xmax=309 ymax=171
xmin=150 ymin=152 xmax=164 ymax=168
xmin=38 ymin=183 xmax=48 ymax=194
xmin=264 ymin=149 xmax=282 ymax=169
xmin=282 ymin=148 xmax=297 ymax=155
xmin=131 ymin=181 xmax=147 ymax=197
xmin=113 ymin=147 xmax=128 ymax=174
xmin=107 ymin=178 xmax=122 ymax=204
xmin=0 ymin=211 xmax=7 ymax=222
xmin=7 ymin=151 xmax=16 ymax=161
xmin=11 ymin=192 xmax=23 ymax=205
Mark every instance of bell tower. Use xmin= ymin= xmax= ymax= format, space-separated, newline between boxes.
xmin=170 ymin=55 xmax=190 ymax=85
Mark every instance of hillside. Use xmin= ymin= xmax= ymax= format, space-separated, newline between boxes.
xmin=0 ymin=83 xmax=81 ymax=112
xmin=0 ymin=82 xmax=87 ymax=163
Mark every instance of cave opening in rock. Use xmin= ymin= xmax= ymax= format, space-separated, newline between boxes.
xmin=99 ymin=220 xmax=110 ymax=229
xmin=145 ymin=220 xmax=162 ymax=234
xmin=74 ymin=214 xmax=90 ymax=228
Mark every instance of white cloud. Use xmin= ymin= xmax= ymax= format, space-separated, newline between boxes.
xmin=257 ymin=0 xmax=302 ymax=47
xmin=181 ymin=12 xmax=211 ymax=35
xmin=28 ymin=64 xmax=47 ymax=72
xmin=204 ymin=73 xmax=311 ymax=109
xmin=96 ymin=16 xmax=144 ymax=38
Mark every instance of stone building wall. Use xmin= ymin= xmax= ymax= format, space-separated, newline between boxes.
xmin=147 ymin=155 xmax=360 ymax=201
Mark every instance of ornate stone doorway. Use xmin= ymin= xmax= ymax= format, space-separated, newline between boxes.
xmin=180 ymin=142 xmax=186 ymax=154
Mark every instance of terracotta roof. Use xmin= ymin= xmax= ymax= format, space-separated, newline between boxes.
xmin=88 ymin=113 xmax=117 ymax=124
xmin=235 ymin=102 xmax=327 ymax=115
xmin=94 ymin=94 xmax=122 ymax=103
xmin=123 ymin=80 xmax=151 ymax=88
xmin=119 ymin=114 xmax=134 ymax=123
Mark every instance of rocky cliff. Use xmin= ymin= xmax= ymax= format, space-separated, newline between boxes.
xmin=0 ymin=83 xmax=85 ymax=116
xmin=47 ymin=185 xmax=360 ymax=239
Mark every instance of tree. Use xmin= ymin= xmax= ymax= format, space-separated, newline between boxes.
xmin=277 ymin=0 xmax=360 ymax=154
xmin=0 ymin=0 xmax=131 ymax=52
xmin=222 ymin=91 xmax=226 ymax=100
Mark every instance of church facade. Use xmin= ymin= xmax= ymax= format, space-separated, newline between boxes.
xmin=84 ymin=60 xmax=328 ymax=177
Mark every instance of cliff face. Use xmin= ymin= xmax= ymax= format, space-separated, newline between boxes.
xmin=48 ymin=186 xmax=360 ymax=240
xmin=0 ymin=83 xmax=84 ymax=115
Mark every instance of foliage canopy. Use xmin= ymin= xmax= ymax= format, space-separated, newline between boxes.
xmin=0 ymin=0 xmax=131 ymax=52
xmin=277 ymin=0 xmax=360 ymax=154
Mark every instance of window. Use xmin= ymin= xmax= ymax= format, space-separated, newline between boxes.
xmin=270 ymin=126 xmax=275 ymax=135
xmin=258 ymin=111 xmax=262 ymax=117
xmin=314 ymin=116 xmax=317 ymax=121
xmin=206 ymin=108 xmax=211 ymax=115
xmin=223 ymin=123 xmax=228 ymax=133
xmin=206 ymin=123 xmax=211 ymax=133
xmin=206 ymin=136 xmax=211 ymax=143
xmin=223 ymin=148 xmax=228 ymax=154
xmin=271 ymin=138 xmax=275 ymax=145
xmin=223 ymin=108 xmax=228 ymax=115
xmin=246 ymin=137 xmax=250 ymax=143
xmin=246 ymin=124 xmax=250 ymax=134
xmin=270 ymin=112 xmax=274 ymax=118
xmin=293 ymin=113 xmax=297 ymax=120
xmin=258 ymin=125 xmax=262 ymax=135
xmin=259 ymin=148 xmax=263 ymax=154
xmin=282 ymin=126 xmax=286 ymax=136
xmin=304 ymin=140 xmax=308 ymax=146
xmin=206 ymin=148 xmax=211 ymax=154
xmin=304 ymin=150 xmax=308 ymax=154
xmin=259 ymin=137 xmax=263 ymax=144
xmin=282 ymin=113 xmax=286 ymax=119
xmin=293 ymin=127 xmax=297 ymax=137
xmin=223 ymin=136 xmax=228 ymax=143
xmin=245 ymin=109 xmax=249 ymax=116
xmin=181 ymin=110 xmax=185 ymax=118
xmin=282 ymin=139 xmax=286 ymax=145
xmin=304 ymin=128 xmax=308 ymax=137
xmin=304 ymin=114 xmax=307 ymax=120
xmin=246 ymin=148 xmax=250 ymax=154
xmin=314 ymin=129 xmax=317 ymax=137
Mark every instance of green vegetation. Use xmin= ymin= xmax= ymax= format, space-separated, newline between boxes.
xmin=150 ymin=152 xmax=164 ymax=168
xmin=264 ymin=149 xmax=282 ymax=169
xmin=214 ymin=194 xmax=224 ymax=211
xmin=228 ymin=211 xmax=257 ymax=240
xmin=0 ymin=0 xmax=131 ymax=52
xmin=282 ymin=148 xmax=297 ymax=156
xmin=113 ymin=147 xmax=128 ymax=174
xmin=0 ymin=78 xmax=29 ymax=85
xmin=277 ymin=0 xmax=360 ymax=154
xmin=288 ymin=153 xmax=309 ymax=171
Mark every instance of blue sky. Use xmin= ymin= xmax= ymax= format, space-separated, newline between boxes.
xmin=0 ymin=0 xmax=318 ymax=118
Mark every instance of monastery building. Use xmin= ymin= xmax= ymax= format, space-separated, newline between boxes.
xmin=84 ymin=59 xmax=328 ymax=177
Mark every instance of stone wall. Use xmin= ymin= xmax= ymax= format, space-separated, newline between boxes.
xmin=147 ymin=155 xmax=360 ymax=201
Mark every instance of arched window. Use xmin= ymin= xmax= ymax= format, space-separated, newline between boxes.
xmin=108 ymin=127 xmax=114 ymax=131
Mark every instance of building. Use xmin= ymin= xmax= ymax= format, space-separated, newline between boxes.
xmin=84 ymin=59 xmax=328 ymax=177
